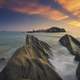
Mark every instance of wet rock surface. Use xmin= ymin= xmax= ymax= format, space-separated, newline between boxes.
xmin=0 ymin=35 xmax=62 ymax=80
xmin=76 ymin=63 xmax=80 ymax=80
xmin=59 ymin=34 xmax=80 ymax=80
xmin=59 ymin=34 xmax=80 ymax=56
xmin=74 ymin=55 xmax=80 ymax=62
xmin=0 ymin=58 xmax=6 ymax=63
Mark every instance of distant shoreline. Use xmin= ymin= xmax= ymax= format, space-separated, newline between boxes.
xmin=26 ymin=27 xmax=66 ymax=33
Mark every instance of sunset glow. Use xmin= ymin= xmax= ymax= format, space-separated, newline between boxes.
xmin=69 ymin=21 xmax=80 ymax=27
xmin=0 ymin=0 xmax=80 ymax=37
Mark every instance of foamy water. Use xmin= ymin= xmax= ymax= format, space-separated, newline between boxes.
xmin=29 ymin=33 xmax=79 ymax=80
xmin=0 ymin=32 xmax=80 ymax=80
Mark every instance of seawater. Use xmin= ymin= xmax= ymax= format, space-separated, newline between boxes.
xmin=0 ymin=32 xmax=25 ymax=58
xmin=0 ymin=32 xmax=80 ymax=80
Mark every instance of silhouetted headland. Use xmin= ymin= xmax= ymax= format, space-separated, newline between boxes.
xmin=27 ymin=27 xmax=66 ymax=33
xmin=0 ymin=35 xmax=62 ymax=80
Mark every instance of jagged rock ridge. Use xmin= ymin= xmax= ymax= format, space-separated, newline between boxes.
xmin=59 ymin=34 xmax=80 ymax=80
xmin=59 ymin=34 xmax=80 ymax=56
xmin=0 ymin=35 xmax=62 ymax=80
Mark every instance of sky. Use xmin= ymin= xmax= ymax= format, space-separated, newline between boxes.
xmin=0 ymin=0 xmax=80 ymax=37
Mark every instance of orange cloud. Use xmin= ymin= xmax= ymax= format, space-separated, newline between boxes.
xmin=16 ymin=0 xmax=38 ymax=2
xmin=57 ymin=0 xmax=80 ymax=17
xmin=47 ymin=10 xmax=68 ymax=20
xmin=11 ymin=5 xmax=68 ymax=21
xmin=67 ymin=20 xmax=80 ymax=37
xmin=69 ymin=21 xmax=80 ymax=27
xmin=0 ymin=0 xmax=6 ymax=6
xmin=0 ymin=0 xmax=69 ymax=20
xmin=73 ymin=10 xmax=80 ymax=17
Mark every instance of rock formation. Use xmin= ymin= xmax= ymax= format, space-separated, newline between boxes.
xmin=59 ymin=34 xmax=80 ymax=80
xmin=0 ymin=35 xmax=62 ymax=80
xmin=0 ymin=58 xmax=6 ymax=63
xmin=59 ymin=34 xmax=80 ymax=56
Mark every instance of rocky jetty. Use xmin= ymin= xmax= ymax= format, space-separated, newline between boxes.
xmin=59 ymin=34 xmax=80 ymax=56
xmin=0 ymin=35 xmax=62 ymax=80
xmin=59 ymin=34 xmax=80 ymax=80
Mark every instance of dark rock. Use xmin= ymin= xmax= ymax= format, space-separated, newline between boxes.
xmin=0 ymin=58 xmax=6 ymax=63
xmin=46 ymin=27 xmax=66 ymax=32
xmin=74 ymin=55 xmax=80 ymax=62
xmin=0 ymin=35 xmax=62 ymax=80
xmin=0 ymin=58 xmax=5 ymax=61
xmin=59 ymin=34 xmax=80 ymax=56
xmin=76 ymin=63 xmax=80 ymax=80
xmin=59 ymin=34 xmax=80 ymax=80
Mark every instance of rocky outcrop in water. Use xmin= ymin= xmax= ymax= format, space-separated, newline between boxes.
xmin=0 ymin=35 xmax=62 ymax=80
xmin=59 ymin=34 xmax=80 ymax=80
xmin=59 ymin=34 xmax=80 ymax=56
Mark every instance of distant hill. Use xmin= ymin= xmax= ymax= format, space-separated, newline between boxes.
xmin=27 ymin=27 xmax=66 ymax=33
xmin=45 ymin=27 xmax=66 ymax=32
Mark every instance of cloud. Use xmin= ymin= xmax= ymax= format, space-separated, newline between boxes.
xmin=8 ymin=0 xmax=68 ymax=21
xmin=56 ymin=0 xmax=80 ymax=18
xmin=0 ymin=0 xmax=6 ymax=6
xmin=69 ymin=21 xmax=80 ymax=27
xmin=11 ymin=4 xmax=68 ymax=21
xmin=1 ymin=0 xmax=73 ymax=20
xmin=67 ymin=20 xmax=80 ymax=37
xmin=57 ymin=0 xmax=80 ymax=12
xmin=0 ymin=0 xmax=80 ymax=20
